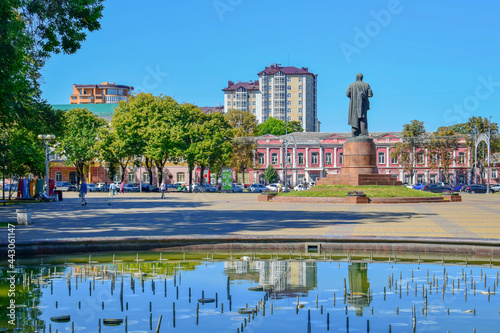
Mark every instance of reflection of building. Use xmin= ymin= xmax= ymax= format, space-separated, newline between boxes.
xmin=224 ymin=260 xmax=317 ymax=298
xmin=347 ymin=263 xmax=372 ymax=316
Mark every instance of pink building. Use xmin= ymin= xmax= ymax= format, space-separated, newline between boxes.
xmin=249 ymin=132 xmax=498 ymax=186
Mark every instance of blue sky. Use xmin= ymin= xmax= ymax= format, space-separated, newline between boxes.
xmin=41 ymin=0 xmax=500 ymax=133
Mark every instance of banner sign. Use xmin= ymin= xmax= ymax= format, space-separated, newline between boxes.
xmin=222 ymin=168 xmax=233 ymax=192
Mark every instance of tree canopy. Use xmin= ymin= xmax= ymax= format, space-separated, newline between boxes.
xmin=256 ymin=117 xmax=303 ymax=136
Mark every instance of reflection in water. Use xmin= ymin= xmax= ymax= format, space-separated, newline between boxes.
xmin=347 ymin=263 xmax=372 ymax=316
xmin=225 ymin=261 xmax=317 ymax=298
xmin=1 ymin=255 xmax=499 ymax=332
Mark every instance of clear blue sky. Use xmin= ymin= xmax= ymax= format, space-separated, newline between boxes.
xmin=41 ymin=0 xmax=500 ymax=133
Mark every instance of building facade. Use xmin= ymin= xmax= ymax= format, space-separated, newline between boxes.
xmin=70 ymin=82 xmax=134 ymax=104
xmin=249 ymin=132 xmax=499 ymax=186
xmin=222 ymin=64 xmax=318 ymax=132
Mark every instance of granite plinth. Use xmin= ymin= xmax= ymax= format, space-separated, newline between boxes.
xmin=316 ymin=173 xmax=402 ymax=186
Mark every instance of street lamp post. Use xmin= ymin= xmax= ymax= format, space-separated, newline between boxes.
xmin=38 ymin=134 xmax=55 ymax=195
xmin=487 ymin=116 xmax=492 ymax=194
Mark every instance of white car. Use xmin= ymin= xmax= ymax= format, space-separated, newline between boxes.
xmin=266 ymin=183 xmax=281 ymax=192
xmin=491 ymin=184 xmax=500 ymax=193
xmin=294 ymin=184 xmax=306 ymax=191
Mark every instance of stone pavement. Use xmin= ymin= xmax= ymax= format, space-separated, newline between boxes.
xmin=1 ymin=191 xmax=499 ymax=248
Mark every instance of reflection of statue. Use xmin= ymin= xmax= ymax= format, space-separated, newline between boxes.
xmin=347 ymin=263 xmax=372 ymax=316
xmin=346 ymin=73 xmax=373 ymax=137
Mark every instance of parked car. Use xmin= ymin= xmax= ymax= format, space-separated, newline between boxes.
xmin=201 ymin=183 xmax=218 ymax=192
xmin=55 ymin=181 xmax=77 ymax=192
xmin=266 ymin=183 xmax=280 ymax=192
xmin=452 ymin=184 xmax=465 ymax=192
xmin=402 ymin=182 xmax=412 ymax=189
xmin=247 ymin=183 xmax=267 ymax=193
xmin=423 ymin=184 xmax=453 ymax=193
xmin=491 ymin=184 xmax=500 ymax=193
xmin=412 ymin=183 xmax=425 ymax=190
xmin=96 ymin=183 xmax=109 ymax=192
xmin=231 ymin=184 xmax=243 ymax=193
xmin=294 ymin=184 xmax=306 ymax=191
xmin=123 ymin=184 xmax=140 ymax=192
xmin=141 ymin=184 xmax=159 ymax=192
xmin=463 ymin=184 xmax=487 ymax=194
xmin=87 ymin=183 xmax=101 ymax=192
xmin=3 ymin=184 xmax=18 ymax=191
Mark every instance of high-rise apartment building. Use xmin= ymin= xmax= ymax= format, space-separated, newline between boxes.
xmin=222 ymin=80 xmax=261 ymax=116
xmin=70 ymin=82 xmax=134 ymax=104
xmin=222 ymin=64 xmax=318 ymax=132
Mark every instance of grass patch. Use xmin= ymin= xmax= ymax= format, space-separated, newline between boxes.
xmin=0 ymin=198 xmax=41 ymax=205
xmin=280 ymin=185 xmax=442 ymax=198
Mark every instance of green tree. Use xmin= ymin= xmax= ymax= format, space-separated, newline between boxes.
xmin=391 ymin=120 xmax=426 ymax=184
xmin=225 ymin=109 xmax=258 ymax=184
xmin=263 ymin=165 xmax=278 ymax=184
xmin=256 ymin=117 xmax=303 ymax=136
xmin=57 ymin=108 xmax=106 ymax=184
xmin=96 ymin=125 xmax=120 ymax=183
xmin=426 ymin=127 xmax=459 ymax=183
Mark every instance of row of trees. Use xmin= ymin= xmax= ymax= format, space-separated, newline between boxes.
xmin=392 ymin=117 xmax=499 ymax=184
xmin=49 ymin=94 xmax=305 ymax=188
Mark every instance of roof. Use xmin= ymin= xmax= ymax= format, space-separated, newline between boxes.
xmin=222 ymin=80 xmax=260 ymax=92
xmin=74 ymin=83 xmax=134 ymax=90
xmin=52 ymin=104 xmax=116 ymax=121
xmin=257 ymin=64 xmax=316 ymax=76
xmin=199 ymin=106 xmax=224 ymax=114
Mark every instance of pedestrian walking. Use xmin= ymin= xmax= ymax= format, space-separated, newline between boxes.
xmin=120 ymin=181 xmax=125 ymax=194
xmin=109 ymin=183 xmax=116 ymax=197
xmin=160 ymin=182 xmax=166 ymax=199
xmin=80 ymin=180 xmax=88 ymax=206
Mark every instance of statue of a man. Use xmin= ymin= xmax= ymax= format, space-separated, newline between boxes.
xmin=346 ymin=73 xmax=373 ymax=137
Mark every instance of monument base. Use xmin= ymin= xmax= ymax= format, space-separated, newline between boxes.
xmin=316 ymin=173 xmax=402 ymax=186
xmin=316 ymin=137 xmax=402 ymax=186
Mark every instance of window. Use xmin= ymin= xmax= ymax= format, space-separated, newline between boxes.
xmin=252 ymin=109 xmax=256 ymax=113
xmin=298 ymin=77 xmax=303 ymax=82
xmin=253 ymin=101 xmax=256 ymax=105
xmin=417 ymin=152 xmax=425 ymax=164
xmin=287 ymin=77 xmax=291 ymax=82
xmin=299 ymin=85 xmax=302 ymax=90
xmin=299 ymin=93 xmax=303 ymax=98
xmin=299 ymin=101 xmax=303 ymax=105
xmin=287 ymin=93 xmax=291 ymax=98
xmin=78 ymin=89 xmax=82 ymax=94
xmin=325 ymin=152 xmax=332 ymax=165
xmin=458 ymin=152 xmax=466 ymax=164
xmin=391 ymin=155 xmax=398 ymax=165
xmin=176 ymin=173 xmax=185 ymax=183
xmin=307 ymin=77 xmax=311 ymax=83
xmin=108 ymin=88 xmax=118 ymax=95
xmin=286 ymin=152 xmax=292 ymax=165
xmin=298 ymin=153 xmax=304 ymax=165
xmin=128 ymin=173 xmax=136 ymax=183
xmin=339 ymin=152 xmax=343 ymax=165
xmin=287 ymin=101 xmax=291 ymax=105
xmin=143 ymin=172 xmax=150 ymax=183
xmin=298 ymin=116 xmax=302 ymax=121
xmin=378 ymin=152 xmax=385 ymax=165
xmin=417 ymin=174 xmax=424 ymax=184
xmin=299 ymin=108 xmax=302 ymax=113
xmin=271 ymin=153 xmax=278 ymax=165
xmin=311 ymin=152 xmax=318 ymax=164
xmin=492 ymin=169 xmax=498 ymax=178
xmin=118 ymin=89 xmax=124 ymax=95
xmin=55 ymin=171 xmax=62 ymax=182
xmin=258 ymin=153 xmax=265 ymax=165
xmin=287 ymin=108 xmax=291 ymax=113
xmin=287 ymin=86 xmax=291 ymax=90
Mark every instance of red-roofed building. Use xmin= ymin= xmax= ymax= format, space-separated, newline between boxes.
xmin=222 ymin=63 xmax=319 ymax=132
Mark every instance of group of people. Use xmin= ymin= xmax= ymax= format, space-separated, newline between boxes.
xmin=108 ymin=182 xmax=125 ymax=197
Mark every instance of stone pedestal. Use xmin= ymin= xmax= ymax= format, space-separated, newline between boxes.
xmin=16 ymin=208 xmax=32 ymax=225
xmin=316 ymin=138 xmax=402 ymax=186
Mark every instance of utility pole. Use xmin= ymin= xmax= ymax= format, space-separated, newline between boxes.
xmin=487 ymin=116 xmax=492 ymax=193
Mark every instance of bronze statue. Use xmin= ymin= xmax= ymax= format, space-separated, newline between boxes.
xmin=346 ymin=73 xmax=373 ymax=137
